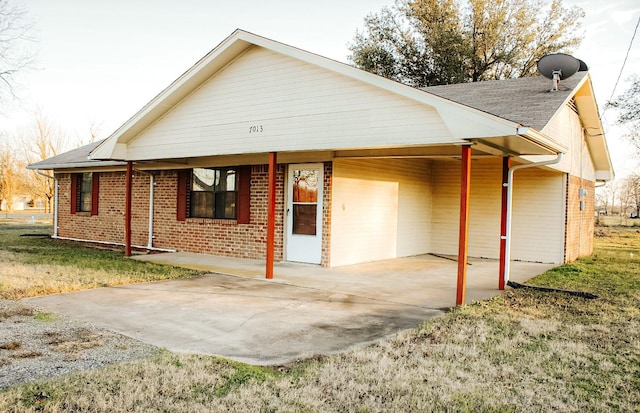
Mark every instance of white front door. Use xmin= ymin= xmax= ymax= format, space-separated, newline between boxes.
xmin=286 ymin=164 xmax=323 ymax=264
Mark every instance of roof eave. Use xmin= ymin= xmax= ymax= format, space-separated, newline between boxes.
xmin=517 ymin=127 xmax=568 ymax=154
xmin=26 ymin=161 xmax=127 ymax=170
xmin=573 ymin=75 xmax=614 ymax=179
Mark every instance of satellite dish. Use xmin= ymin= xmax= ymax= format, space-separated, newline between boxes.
xmin=537 ymin=53 xmax=580 ymax=79
xmin=578 ymin=59 xmax=588 ymax=72
xmin=537 ymin=53 xmax=581 ymax=91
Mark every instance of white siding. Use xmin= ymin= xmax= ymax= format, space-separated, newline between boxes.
xmin=534 ymin=104 xmax=596 ymax=181
xmin=430 ymin=159 xmax=565 ymax=264
xmin=330 ymin=159 xmax=431 ymax=267
xmin=511 ymin=169 xmax=565 ymax=263
xmin=430 ymin=158 xmax=502 ymax=258
xmin=126 ymin=47 xmax=453 ymax=160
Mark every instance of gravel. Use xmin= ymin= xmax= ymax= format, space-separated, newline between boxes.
xmin=0 ymin=299 xmax=159 ymax=389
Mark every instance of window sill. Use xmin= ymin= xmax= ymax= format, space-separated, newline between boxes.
xmin=185 ymin=218 xmax=238 ymax=225
xmin=75 ymin=211 xmax=93 ymax=217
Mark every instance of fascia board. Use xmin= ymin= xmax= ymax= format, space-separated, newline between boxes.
xmin=517 ymin=127 xmax=568 ymax=154
xmin=26 ymin=161 xmax=127 ymax=170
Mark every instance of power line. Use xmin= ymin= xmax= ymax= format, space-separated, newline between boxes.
xmin=605 ymin=14 xmax=640 ymax=108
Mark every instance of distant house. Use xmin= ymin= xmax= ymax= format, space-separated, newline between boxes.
xmin=29 ymin=30 xmax=613 ymax=289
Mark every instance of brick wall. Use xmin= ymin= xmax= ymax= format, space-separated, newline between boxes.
xmin=321 ymin=162 xmax=332 ymax=267
xmin=56 ymin=171 xmax=150 ymax=247
xmin=565 ymin=174 xmax=595 ymax=262
xmin=152 ymin=165 xmax=285 ymax=261
xmin=56 ymin=163 xmax=334 ymax=265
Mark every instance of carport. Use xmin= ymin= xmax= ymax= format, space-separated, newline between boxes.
xmin=27 ymin=253 xmax=552 ymax=365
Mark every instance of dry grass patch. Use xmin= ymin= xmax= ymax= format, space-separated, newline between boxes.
xmin=45 ymin=329 xmax=103 ymax=355
xmin=0 ymin=341 xmax=22 ymax=351
xmin=0 ymin=224 xmax=201 ymax=299
xmin=9 ymin=351 xmax=43 ymax=359
xmin=0 ymin=228 xmax=638 ymax=412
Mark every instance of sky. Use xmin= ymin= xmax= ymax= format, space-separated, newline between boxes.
xmin=2 ymin=0 xmax=639 ymax=179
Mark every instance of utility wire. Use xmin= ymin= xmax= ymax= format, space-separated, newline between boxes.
xmin=605 ymin=14 xmax=640 ymax=110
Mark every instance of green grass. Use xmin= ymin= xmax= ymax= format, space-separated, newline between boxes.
xmin=0 ymin=223 xmax=201 ymax=299
xmin=0 ymin=226 xmax=638 ymax=412
xmin=32 ymin=312 xmax=56 ymax=322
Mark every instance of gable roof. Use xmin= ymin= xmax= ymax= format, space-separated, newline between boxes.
xmin=423 ymin=72 xmax=587 ymax=130
xmin=89 ymin=29 xmax=566 ymax=161
xmin=26 ymin=139 xmax=126 ymax=170
xmin=423 ymin=71 xmax=613 ymax=180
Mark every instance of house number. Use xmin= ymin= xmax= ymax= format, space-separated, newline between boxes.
xmin=249 ymin=125 xmax=264 ymax=133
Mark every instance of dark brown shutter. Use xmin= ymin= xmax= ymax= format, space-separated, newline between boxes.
xmin=91 ymin=173 xmax=100 ymax=216
xmin=70 ymin=174 xmax=78 ymax=214
xmin=176 ymin=170 xmax=189 ymax=221
xmin=237 ymin=166 xmax=251 ymax=224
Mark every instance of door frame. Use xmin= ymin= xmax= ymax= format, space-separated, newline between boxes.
xmin=285 ymin=163 xmax=324 ymax=264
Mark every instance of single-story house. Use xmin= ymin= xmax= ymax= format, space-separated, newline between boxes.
xmin=29 ymin=30 xmax=613 ymax=304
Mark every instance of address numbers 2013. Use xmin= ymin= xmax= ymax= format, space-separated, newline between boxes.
xmin=249 ymin=125 xmax=264 ymax=133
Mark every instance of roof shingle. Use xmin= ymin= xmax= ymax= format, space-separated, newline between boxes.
xmin=422 ymin=72 xmax=586 ymax=130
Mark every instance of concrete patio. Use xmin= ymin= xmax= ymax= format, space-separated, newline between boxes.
xmin=25 ymin=254 xmax=553 ymax=365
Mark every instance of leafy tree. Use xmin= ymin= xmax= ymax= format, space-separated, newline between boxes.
xmin=608 ymin=75 xmax=640 ymax=156
xmin=0 ymin=0 xmax=35 ymax=105
xmin=349 ymin=0 xmax=584 ymax=87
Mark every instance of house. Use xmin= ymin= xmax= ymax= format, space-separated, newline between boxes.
xmin=28 ymin=30 xmax=613 ymax=304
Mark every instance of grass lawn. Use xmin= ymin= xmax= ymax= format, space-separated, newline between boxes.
xmin=0 ymin=222 xmax=200 ymax=299
xmin=0 ymin=224 xmax=639 ymax=412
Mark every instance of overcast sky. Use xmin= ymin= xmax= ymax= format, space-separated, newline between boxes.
xmin=2 ymin=0 xmax=639 ymax=178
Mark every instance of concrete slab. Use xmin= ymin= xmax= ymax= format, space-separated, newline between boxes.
xmin=25 ymin=255 xmax=553 ymax=365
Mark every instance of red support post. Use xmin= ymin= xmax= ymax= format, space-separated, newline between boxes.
xmin=125 ymin=161 xmax=133 ymax=257
xmin=266 ymin=152 xmax=277 ymax=279
xmin=456 ymin=145 xmax=472 ymax=306
xmin=498 ymin=156 xmax=511 ymax=290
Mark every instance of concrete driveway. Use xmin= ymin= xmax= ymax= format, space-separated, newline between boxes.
xmin=25 ymin=254 xmax=552 ymax=365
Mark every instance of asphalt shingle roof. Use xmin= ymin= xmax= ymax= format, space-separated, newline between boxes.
xmin=27 ymin=139 xmax=126 ymax=170
xmin=422 ymin=72 xmax=586 ymax=130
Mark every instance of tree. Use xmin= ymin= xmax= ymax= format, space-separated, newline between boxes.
xmin=349 ymin=0 xmax=584 ymax=87
xmin=608 ymin=75 xmax=640 ymax=156
xmin=0 ymin=141 xmax=27 ymax=212
xmin=20 ymin=112 xmax=69 ymax=213
xmin=620 ymin=174 xmax=640 ymax=218
xmin=0 ymin=0 xmax=36 ymax=105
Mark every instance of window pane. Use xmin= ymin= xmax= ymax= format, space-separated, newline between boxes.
xmin=215 ymin=191 xmax=236 ymax=219
xmin=192 ymin=168 xmax=215 ymax=191
xmin=190 ymin=191 xmax=214 ymax=218
xmin=79 ymin=172 xmax=93 ymax=212
xmin=293 ymin=170 xmax=318 ymax=203
xmin=215 ymin=169 xmax=236 ymax=192
xmin=293 ymin=204 xmax=316 ymax=235
xmin=80 ymin=192 xmax=92 ymax=213
xmin=81 ymin=173 xmax=93 ymax=190
xmin=190 ymin=167 xmax=238 ymax=220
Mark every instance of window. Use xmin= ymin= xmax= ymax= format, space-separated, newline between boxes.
xmin=71 ymin=172 xmax=99 ymax=215
xmin=79 ymin=172 xmax=93 ymax=212
xmin=190 ymin=168 xmax=237 ymax=219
